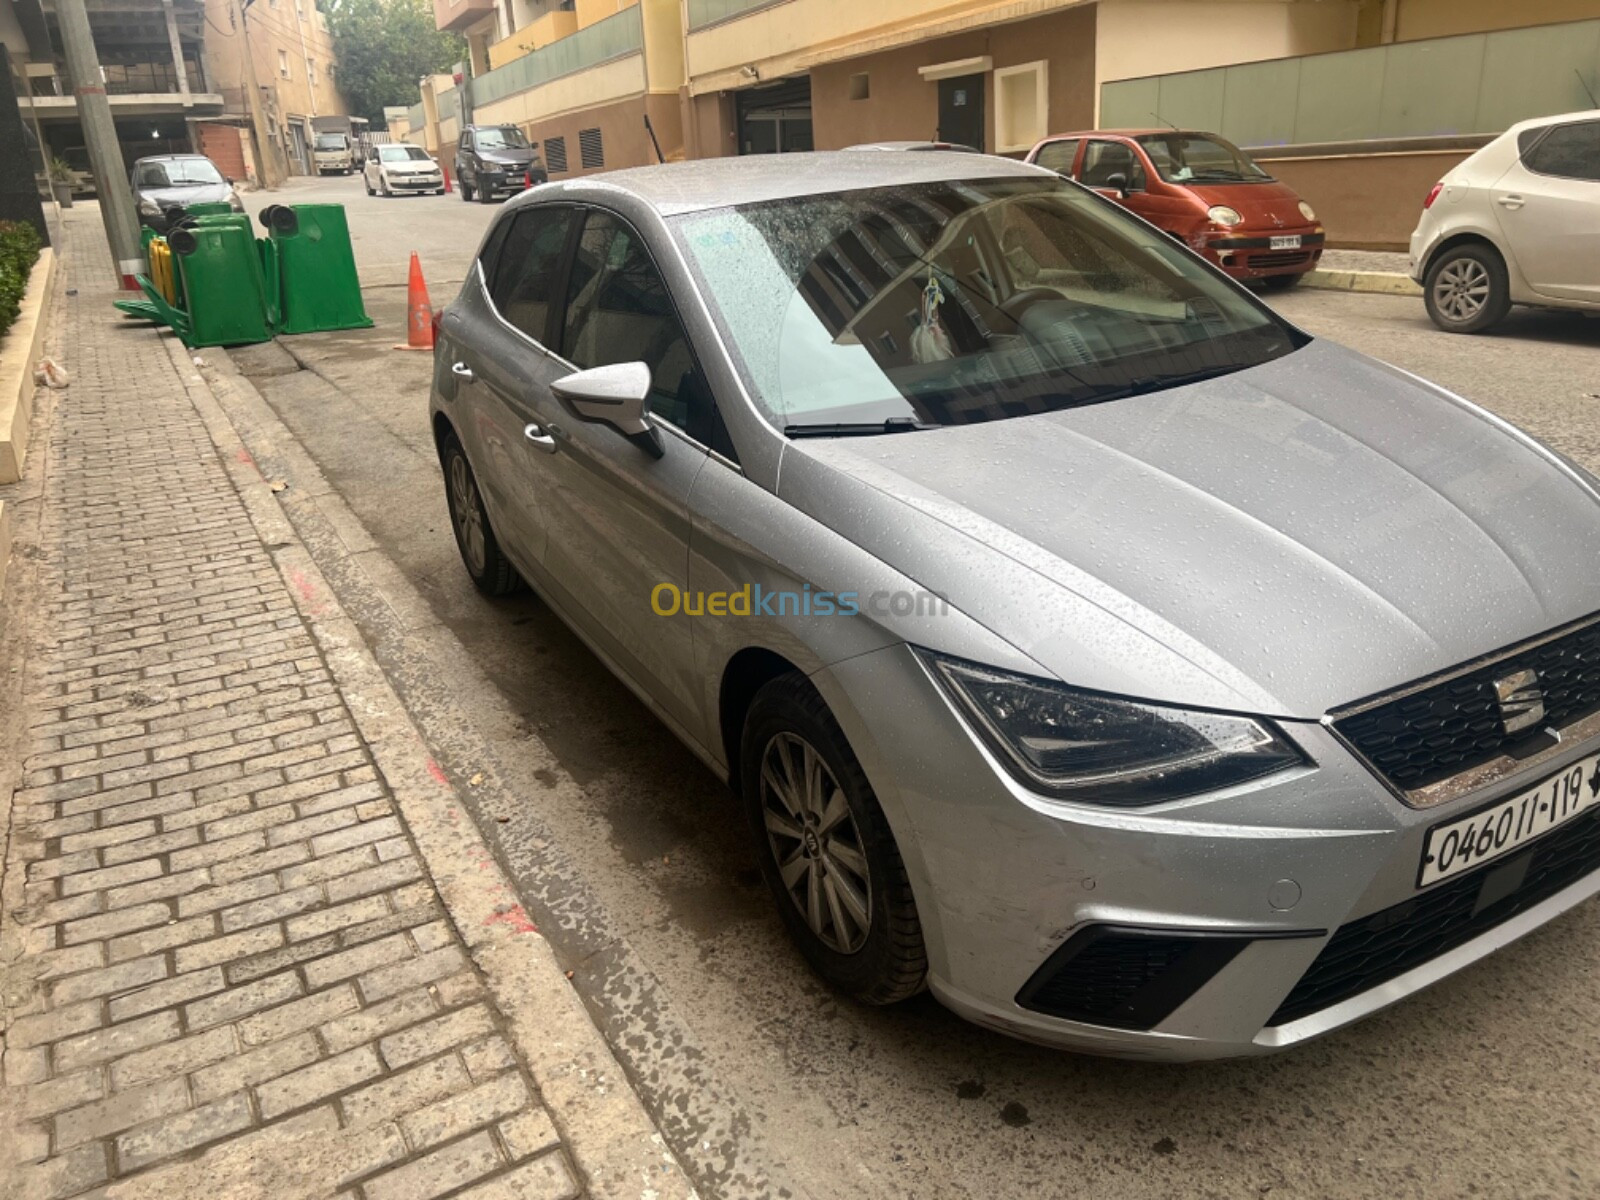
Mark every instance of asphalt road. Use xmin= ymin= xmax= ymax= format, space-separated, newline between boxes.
xmin=240 ymin=173 xmax=1600 ymax=1200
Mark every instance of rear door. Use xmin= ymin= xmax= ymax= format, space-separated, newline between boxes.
xmin=444 ymin=203 xmax=579 ymax=565
xmin=522 ymin=207 xmax=711 ymax=736
xmin=1030 ymin=138 xmax=1080 ymax=178
xmin=1492 ymin=118 xmax=1600 ymax=303
xmin=1079 ymin=139 xmax=1150 ymax=215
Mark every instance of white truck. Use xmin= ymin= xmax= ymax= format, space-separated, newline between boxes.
xmin=313 ymin=131 xmax=355 ymax=175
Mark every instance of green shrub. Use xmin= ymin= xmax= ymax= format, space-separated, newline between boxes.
xmin=0 ymin=220 xmax=44 ymax=342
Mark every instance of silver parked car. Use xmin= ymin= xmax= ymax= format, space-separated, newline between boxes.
xmin=1411 ymin=109 xmax=1600 ymax=333
xmin=432 ymin=152 xmax=1600 ymax=1060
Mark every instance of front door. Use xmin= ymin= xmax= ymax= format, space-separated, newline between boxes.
xmin=524 ymin=207 xmax=710 ymax=735
xmin=1492 ymin=118 xmax=1600 ymax=304
xmin=937 ymin=74 xmax=985 ymax=150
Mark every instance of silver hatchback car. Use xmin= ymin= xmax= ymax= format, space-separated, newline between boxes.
xmin=431 ymin=152 xmax=1600 ymax=1060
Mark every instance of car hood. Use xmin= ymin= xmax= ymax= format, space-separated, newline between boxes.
xmin=139 ymin=182 xmax=234 ymax=208
xmin=1184 ymin=179 xmax=1309 ymax=228
xmin=477 ymin=151 xmax=534 ymax=168
xmin=779 ymin=340 xmax=1600 ymax=717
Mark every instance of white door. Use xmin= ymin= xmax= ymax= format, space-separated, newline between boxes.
xmin=1490 ymin=118 xmax=1600 ymax=304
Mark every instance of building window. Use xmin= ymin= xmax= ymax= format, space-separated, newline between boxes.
xmin=578 ymin=127 xmax=603 ymax=169
xmin=545 ymin=135 xmax=567 ymax=173
xmin=278 ymin=49 xmax=290 ymax=78
xmin=849 ymin=72 xmax=869 ymax=101
xmin=994 ymin=60 xmax=1048 ymax=153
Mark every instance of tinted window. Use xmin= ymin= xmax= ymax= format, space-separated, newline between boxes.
xmin=1080 ymin=141 xmax=1145 ymax=190
xmin=488 ymin=206 xmax=575 ymax=344
xmin=1523 ymin=120 xmax=1600 ymax=182
xmin=1033 ymin=139 xmax=1079 ymax=176
xmin=561 ymin=211 xmax=702 ymax=434
xmin=672 ymin=177 xmax=1302 ymax=433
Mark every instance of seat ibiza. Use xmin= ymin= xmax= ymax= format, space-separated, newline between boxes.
xmin=430 ymin=152 xmax=1600 ymax=1059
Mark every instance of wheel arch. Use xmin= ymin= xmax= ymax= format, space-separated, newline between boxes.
xmin=1421 ymin=229 xmax=1507 ymax=282
xmin=718 ymin=646 xmax=804 ymax=797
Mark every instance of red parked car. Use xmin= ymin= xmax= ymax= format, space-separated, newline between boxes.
xmin=1025 ymin=129 xmax=1324 ymax=288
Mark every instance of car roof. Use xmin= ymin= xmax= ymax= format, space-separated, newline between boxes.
xmin=133 ymin=154 xmax=212 ymax=163
xmin=542 ymin=150 xmax=1048 ymax=215
xmin=1506 ymin=108 xmax=1600 ymax=134
xmin=1040 ymin=129 xmax=1209 ymax=141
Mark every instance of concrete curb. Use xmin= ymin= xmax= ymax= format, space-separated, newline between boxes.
xmin=161 ymin=336 xmax=698 ymax=1200
xmin=1301 ymin=268 xmax=1422 ymax=297
xmin=0 ymin=246 xmax=57 ymax=486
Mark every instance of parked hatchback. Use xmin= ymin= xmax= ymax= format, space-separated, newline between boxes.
xmin=131 ymin=154 xmax=243 ymax=231
xmin=432 ymin=153 xmax=1600 ymax=1060
xmin=1410 ymin=110 xmax=1600 ymax=333
xmin=1026 ymin=130 xmax=1323 ymax=288
xmin=365 ymin=143 xmax=445 ymax=196
xmin=456 ymin=125 xmax=545 ymax=204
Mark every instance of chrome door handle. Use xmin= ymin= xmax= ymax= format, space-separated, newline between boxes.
xmin=523 ymin=422 xmax=557 ymax=453
xmin=451 ymin=362 xmax=475 ymax=382
xmin=1496 ymin=194 xmax=1525 ymax=210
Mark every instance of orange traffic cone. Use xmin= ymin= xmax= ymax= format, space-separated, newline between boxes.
xmin=394 ymin=253 xmax=434 ymax=351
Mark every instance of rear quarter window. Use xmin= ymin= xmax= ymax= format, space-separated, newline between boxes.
xmin=1521 ymin=120 xmax=1600 ymax=182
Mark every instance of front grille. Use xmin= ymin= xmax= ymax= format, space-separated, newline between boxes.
xmin=1248 ymin=250 xmax=1313 ymax=269
xmin=1270 ymin=806 xmax=1600 ymax=1025
xmin=1336 ymin=617 xmax=1600 ymax=792
xmin=1016 ymin=926 xmax=1255 ymax=1030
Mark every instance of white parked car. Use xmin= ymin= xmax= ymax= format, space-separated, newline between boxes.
xmin=363 ymin=144 xmax=445 ymax=197
xmin=1410 ymin=110 xmax=1600 ymax=333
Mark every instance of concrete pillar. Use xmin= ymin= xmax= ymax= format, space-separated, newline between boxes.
xmin=162 ymin=0 xmax=191 ymax=96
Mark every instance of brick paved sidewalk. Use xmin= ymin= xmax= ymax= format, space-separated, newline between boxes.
xmin=0 ymin=213 xmax=589 ymax=1200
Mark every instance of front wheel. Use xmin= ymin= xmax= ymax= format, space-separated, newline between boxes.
xmin=1260 ymin=272 xmax=1303 ymax=292
xmin=440 ymin=434 xmax=521 ymax=596
xmin=460 ymin=177 xmax=474 ymax=202
xmin=1424 ymin=244 xmax=1511 ymax=334
xmin=741 ymin=674 xmax=927 ymax=1005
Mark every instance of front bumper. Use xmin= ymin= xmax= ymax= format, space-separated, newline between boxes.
xmin=812 ymin=642 xmax=1600 ymax=1060
xmin=1200 ymin=229 xmax=1325 ymax=279
xmin=388 ymin=173 xmax=444 ymax=191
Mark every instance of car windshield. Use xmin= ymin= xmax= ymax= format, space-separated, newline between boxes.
xmin=379 ymin=145 xmax=431 ymax=162
xmin=136 ymin=158 xmax=224 ymax=188
xmin=1136 ymin=134 xmax=1271 ymax=183
xmin=315 ymin=135 xmax=346 ymax=150
xmin=671 ymin=176 xmax=1303 ymax=432
xmin=474 ymin=127 xmax=528 ymax=150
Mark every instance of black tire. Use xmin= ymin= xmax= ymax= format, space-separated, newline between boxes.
xmin=478 ymin=183 xmax=497 ymax=205
xmin=440 ymin=434 xmax=520 ymax=596
xmin=741 ymin=673 xmax=927 ymax=1005
xmin=1423 ymin=243 xmax=1511 ymax=334
xmin=460 ymin=177 xmax=474 ymax=202
xmin=1260 ymin=272 xmax=1302 ymax=291
xmin=365 ymin=177 xmax=374 ymax=196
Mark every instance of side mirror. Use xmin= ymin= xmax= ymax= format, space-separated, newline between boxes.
xmin=552 ymin=362 xmax=663 ymax=458
xmin=1106 ymin=171 xmax=1129 ymax=197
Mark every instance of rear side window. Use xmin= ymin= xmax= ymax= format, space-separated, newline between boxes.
xmin=1033 ymin=139 xmax=1079 ymax=176
xmin=487 ymin=206 xmax=576 ymax=344
xmin=1522 ymin=120 xmax=1600 ymax=182
xmin=1080 ymin=141 xmax=1146 ymax=190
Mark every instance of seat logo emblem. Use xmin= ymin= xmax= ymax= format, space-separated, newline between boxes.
xmin=1494 ymin=668 xmax=1545 ymax=735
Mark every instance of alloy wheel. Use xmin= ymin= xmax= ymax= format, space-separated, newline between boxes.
xmin=759 ymin=731 xmax=873 ymax=953
xmin=449 ymin=455 xmax=486 ymax=575
xmin=1433 ymin=257 xmax=1490 ymax=324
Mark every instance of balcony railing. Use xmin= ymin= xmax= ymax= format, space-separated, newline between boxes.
xmin=469 ymin=5 xmax=642 ymax=108
xmin=686 ymin=0 xmax=785 ymax=33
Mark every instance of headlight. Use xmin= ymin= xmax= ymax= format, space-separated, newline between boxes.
xmin=1298 ymin=200 xmax=1317 ymax=222
xmin=229 ymin=195 xmax=244 ymax=212
xmin=1207 ymin=205 xmax=1243 ymax=227
xmin=138 ymin=198 xmax=160 ymax=216
xmin=922 ymin=653 xmax=1306 ymax=806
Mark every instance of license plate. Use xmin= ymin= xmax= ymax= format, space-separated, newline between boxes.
xmin=1419 ymin=752 xmax=1600 ymax=887
xmin=1270 ymin=235 xmax=1302 ymax=250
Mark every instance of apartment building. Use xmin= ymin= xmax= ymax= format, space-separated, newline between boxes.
xmin=396 ymin=0 xmax=1599 ymax=246
xmin=0 ymin=0 xmax=349 ymax=190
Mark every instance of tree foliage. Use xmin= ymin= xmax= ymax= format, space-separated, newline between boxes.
xmin=325 ymin=0 xmax=465 ymax=125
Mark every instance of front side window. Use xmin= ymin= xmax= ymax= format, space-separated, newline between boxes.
xmin=1522 ymin=120 xmax=1600 ymax=182
xmin=560 ymin=211 xmax=702 ymax=433
xmin=1080 ymin=141 xmax=1146 ymax=190
xmin=672 ymin=176 xmax=1303 ymax=433
xmin=1032 ymin=138 xmax=1079 ymax=177
xmin=1136 ymin=133 xmax=1270 ymax=183
xmin=488 ymin=206 xmax=576 ymax=343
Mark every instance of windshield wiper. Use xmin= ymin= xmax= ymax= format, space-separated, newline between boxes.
xmin=783 ymin=417 xmax=937 ymax=438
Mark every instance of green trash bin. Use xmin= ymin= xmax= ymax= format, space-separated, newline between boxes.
xmin=166 ymin=221 xmax=274 ymax=349
xmin=262 ymin=204 xmax=374 ymax=335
